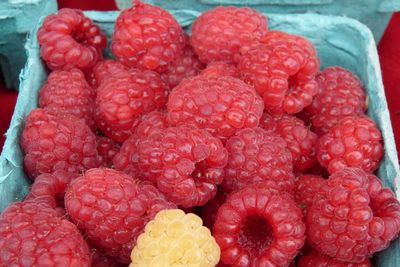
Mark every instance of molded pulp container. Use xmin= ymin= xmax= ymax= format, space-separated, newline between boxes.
xmin=116 ymin=0 xmax=400 ymax=42
xmin=0 ymin=9 xmax=399 ymax=266
xmin=0 ymin=0 xmax=57 ymax=90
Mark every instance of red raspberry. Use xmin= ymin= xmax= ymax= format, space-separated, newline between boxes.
xmin=112 ymin=1 xmax=185 ymax=73
xmin=88 ymin=59 xmax=128 ymax=88
xmin=95 ymin=67 xmax=168 ymax=142
xmin=96 ymin=136 xmax=121 ymax=167
xmin=38 ymin=8 xmax=106 ymax=71
xmin=295 ymin=175 xmax=326 ymax=215
xmin=201 ymin=61 xmax=240 ymax=78
xmin=304 ymin=67 xmax=367 ymax=135
xmin=200 ymin=189 xmax=227 ymax=230
xmin=306 ymin=168 xmax=400 ymax=263
xmin=191 ymin=6 xmax=268 ymax=64
xmin=0 ymin=201 xmax=91 ymax=266
xmin=137 ymin=125 xmax=228 ymax=207
xmin=21 ymin=108 xmax=99 ymax=179
xmin=260 ymin=113 xmax=318 ymax=171
xmin=113 ymin=111 xmax=168 ymax=178
xmin=221 ymin=127 xmax=295 ymax=194
xmin=160 ymin=37 xmax=205 ymax=88
xmin=167 ymin=75 xmax=264 ymax=140
xmin=317 ymin=116 xmax=383 ymax=174
xmin=39 ymin=68 xmax=96 ymax=129
xmin=238 ymin=31 xmax=320 ymax=114
xmin=213 ymin=184 xmax=305 ymax=266
xmin=298 ymin=250 xmax=372 ymax=267
xmin=64 ymin=168 xmax=176 ymax=263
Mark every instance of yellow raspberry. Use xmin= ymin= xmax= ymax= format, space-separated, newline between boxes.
xmin=130 ymin=209 xmax=220 ymax=267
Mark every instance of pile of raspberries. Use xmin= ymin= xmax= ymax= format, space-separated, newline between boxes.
xmin=1 ymin=1 xmax=399 ymax=267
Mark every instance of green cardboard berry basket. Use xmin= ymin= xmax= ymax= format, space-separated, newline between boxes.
xmin=0 ymin=9 xmax=400 ymax=266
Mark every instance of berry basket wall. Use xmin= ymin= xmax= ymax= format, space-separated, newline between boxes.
xmin=116 ymin=0 xmax=400 ymax=42
xmin=0 ymin=9 xmax=399 ymax=266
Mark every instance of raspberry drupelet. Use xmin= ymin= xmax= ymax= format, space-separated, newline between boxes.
xmin=239 ymin=31 xmax=320 ymax=114
xmin=37 ymin=8 xmax=106 ymax=71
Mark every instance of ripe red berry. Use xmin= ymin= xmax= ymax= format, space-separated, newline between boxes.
xmin=65 ymin=168 xmax=176 ymax=263
xmin=304 ymin=66 xmax=367 ymax=135
xmin=112 ymin=1 xmax=185 ymax=72
xmin=298 ymin=250 xmax=372 ymax=267
xmin=238 ymin=31 xmax=320 ymax=114
xmin=37 ymin=8 xmax=106 ymax=71
xmin=96 ymin=136 xmax=121 ymax=167
xmin=306 ymin=168 xmax=400 ymax=263
xmin=0 ymin=201 xmax=91 ymax=266
xmin=295 ymin=175 xmax=326 ymax=215
xmin=39 ymin=68 xmax=96 ymax=129
xmin=317 ymin=116 xmax=383 ymax=174
xmin=221 ymin=127 xmax=295 ymax=194
xmin=167 ymin=75 xmax=264 ymax=140
xmin=213 ymin=184 xmax=305 ymax=266
xmin=191 ymin=6 xmax=268 ymax=64
xmin=137 ymin=125 xmax=228 ymax=207
xmin=21 ymin=108 xmax=99 ymax=179
xmin=201 ymin=61 xmax=240 ymax=78
xmin=260 ymin=113 xmax=318 ymax=171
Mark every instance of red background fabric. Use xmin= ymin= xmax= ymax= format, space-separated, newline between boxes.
xmin=0 ymin=1 xmax=399 ymax=158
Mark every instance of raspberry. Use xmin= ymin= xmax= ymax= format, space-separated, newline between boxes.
xmin=95 ymin=67 xmax=168 ymax=142
xmin=317 ymin=116 xmax=383 ymax=174
xmin=21 ymin=108 xmax=99 ymax=179
xmin=96 ymin=136 xmax=121 ymax=167
xmin=112 ymin=1 xmax=185 ymax=73
xmin=130 ymin=209 xmax=220 ymax=266
xmin=65 ymin=168 xmax=176 ymax=263
xmin=191 ymin=6 xmax=268 ymax=64
xmin=39 ymin=68 xmax=96 ymax=129
xmin=221 ymin=127 xmax=295 ymax=194
xmin=138 ymin=125 xmax=228 ymax=207
xmin=167 ymin=75 xmax=264 ymax=140
xmin=160 ymin=37 xmax=205 ymax=89
xmin=295 ymin=175 xmax=326 ymax=215
xmin=37 ymin=8 xmax=106 ymax=71
xmin=238 ymin=31 xmax=320 ymax=114
xmin=213 ymin=184 xmax=305 ymax=266
xmin=306 ymin=168 xmax=400 ymax=263
xmin=201 ymin=61 xmax=240 ymax=78
xmin=260 ymin=113 xmax=318 ymax=171
xmin=89 ymin=59 xmax=128 ymax=88
xmin=113 ymin=111 xmax=168 ymax=178
xmin=0 ymin=201 xmax=91 ymax=266
xmin=200 ymin=189 xmax=227 ymax=230
xmin=298 ymin=250 xmax=372 ymax=267
xmin=90 ymin=246 xmax=122 ymax=267
xmin=304 ymin=67 xmax=367 ymax=135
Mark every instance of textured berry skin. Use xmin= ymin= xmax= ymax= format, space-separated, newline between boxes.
xmin=0 ymin=201 xmax=91 ymax=266
xmin=113 ymin=111 xmax=168 ymax=178
xmin=95 ymin=67 xmax=168 ymax=142
xmin=112 ymin=1 xmax=185 ymax=73
xmin=221 ymin=127 xmax=295 ymax=194
xmin=304 ymin=67 xmax=367 ymax=135
xmin=260 ymin=113 xmax=318 ymax=171
xmin=89 ymin=59 xmax=128 ymax=88
xmin=213 ymin=184 xmax=305 ymax=266
xmin=39 ymin=68 xmax=96 ymax=129
xmin=37 ymin=8 xmax=106 ymax=71
xmin=97 ymin=136 xmax=121 ymax=167
xmin=201 ymin=61 xmax=240 ymax=78
xmin=65 ymin=168 xmax=176 ymax=263
xmin=317 ymin=116 xmax=383 ymax=174
xmin=295 ymin=175 xmax=326 ymax=215
xmin=191 ymin=6 xmax=268 ymax=64
xmin=200 ymin=190 xmax=228 ymax=230
xmin=239 ymin=31 xmax=320 ymax=114
xmin=167 ymin=75 xmax=264 ymax=140
xmin=306 ymin=168 xmax=400 ymax=263
xmin=130 ymin=209 xmax=220 ymax=267
xmin=298 ymin=250 xmax=372 ymax=267
xmin=138 ymin=125 xmax=228 ymax=207
xmin=21 ymin=108 xmax=99 ymax=179
xmin=160 ymin=38 xmax=205 ymax=89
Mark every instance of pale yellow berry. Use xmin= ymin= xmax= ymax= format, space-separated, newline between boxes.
xmin=130 ymin=209 xmax=220 ymax=267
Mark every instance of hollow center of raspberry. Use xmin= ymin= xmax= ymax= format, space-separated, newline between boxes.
xmin=238 ymin=215 xmax=273 ymax=256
